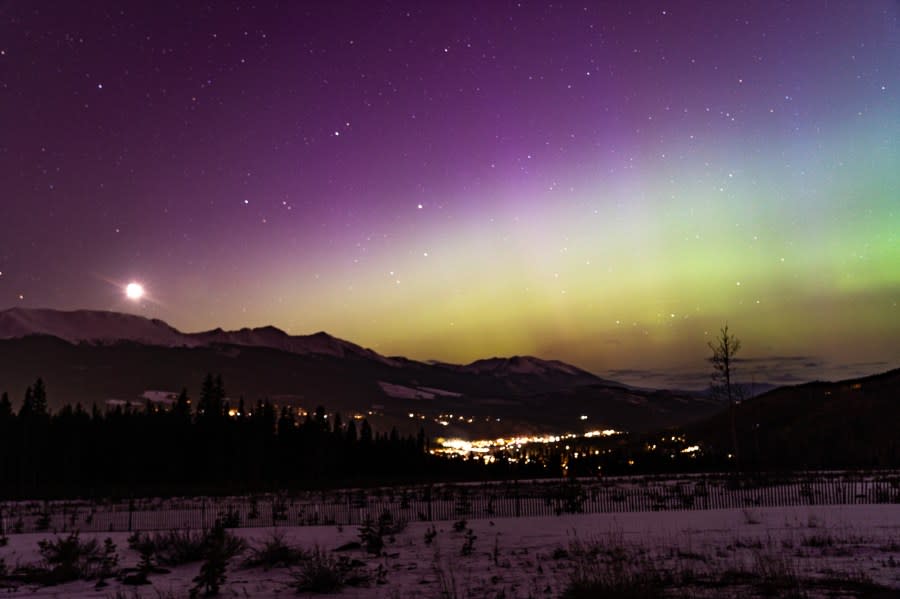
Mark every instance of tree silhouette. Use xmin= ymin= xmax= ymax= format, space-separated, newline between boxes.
xmin=174 ymin=388 xmax=191 ymax=420
xmin=0 ymin=392 xmax=11 ymax=420
xmin=709 ymin=324 xmax=743 ymax=470
xmin=198 ymin=374 xmax=225 ymax=418
xmin=0 ymin=373 xmax=490 ymax=498
xmin=31 ymin=378 xmax=48 ymax=416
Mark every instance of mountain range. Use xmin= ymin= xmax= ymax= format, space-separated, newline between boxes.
xmin=686 ymin=366 xmax=900 ymax=469
xmin=0 ymin=307 xmax=721 ymax=437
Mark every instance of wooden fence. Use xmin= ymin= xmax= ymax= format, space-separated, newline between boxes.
xmin=2 ymin=472 xmax=898 ymax=535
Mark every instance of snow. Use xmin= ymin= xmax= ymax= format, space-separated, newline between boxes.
xmin=0 ymin=308 xmax=399 ymax=366
xmin=378 ymin=382 xmax=436 ymax=400
xmin=378 ymin=383 xmax=462 ymax=400
xmin=417 ymin=387 xmax=462 ymax=398
xmin=462 ymin=356 xmax=586 ymax=376
xmin=2 ymin=503 xmax=898 ymax=597
xmin=0 ymin=308 xmax=195 ymax=348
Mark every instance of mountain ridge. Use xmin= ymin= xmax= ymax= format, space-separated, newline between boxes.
xmin=0 ymin=307 xmax=602 ymax=380
xmin=0 ymin=307 xmax=726 ymax=436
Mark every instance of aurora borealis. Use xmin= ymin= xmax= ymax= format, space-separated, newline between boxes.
xmin=1 ymin=2 xmax=897 ymax=387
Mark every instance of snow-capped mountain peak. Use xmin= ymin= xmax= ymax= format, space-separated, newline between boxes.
xmin=0 ymin=307 xmax=196 ymax=347
xmin=0 ymin=307 xmax=396 ymax=364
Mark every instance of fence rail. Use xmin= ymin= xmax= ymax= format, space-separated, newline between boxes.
xmin=2 ymin=472 xmax=898 ymax=535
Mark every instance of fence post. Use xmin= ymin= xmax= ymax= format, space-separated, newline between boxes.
xmin=515 ymin=480 xmax=521 ymax=518
xmin=128 ymin=498 xmax=134 ymax=532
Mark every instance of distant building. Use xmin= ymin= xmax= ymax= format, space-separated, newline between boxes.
xmin=141 ymin=390 xmax=180 ymax=411
xmin=267 ymin=394 xmax=307 ymax=418
xmin=104 ymin=398 xmax=144 ymax=412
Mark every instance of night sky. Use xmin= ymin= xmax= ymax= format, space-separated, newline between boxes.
xmin=1 ymin=2 xmax=897 ymax=388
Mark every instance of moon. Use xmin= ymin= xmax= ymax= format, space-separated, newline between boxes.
xmin=125 ymin=282 xmax=145 ymax=301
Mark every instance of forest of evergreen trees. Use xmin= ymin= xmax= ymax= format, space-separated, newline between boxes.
xmin=0 ymin=375 xmax=510 ymax=499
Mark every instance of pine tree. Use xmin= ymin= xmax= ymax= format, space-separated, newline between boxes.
xmin=0 ymin=392 xmax=11 ymax=420
xmin=277 ymin=407 xmax=294 ymax=437
xmin=19 ymin=385 xmax=34 ymax=418
xmin=345 ymin=419 xmax=358 ymax=443
xmin=175 ymin=388 xmax=191 ymax=420
xmin=331 ymin=412 xmax=343 ymax=438
xmin=416 ymin=427 xmax=427 ymax=453
xmin=31 ymin=378 xmax=48 ymax=416
xmin=198 ymin=374 xmax=225 ymax=418
xmin=213 ymin=374 xmax=225 ymax=405
xmin=198 ymin=374 xmax=215 ymax=417
xmin=313 ymin=405 xmax=328 ymax=432
xmin=360 ymin=419 xmax=373 ymax=444
xmin=190 ymin=523 xmax=229 ymax=597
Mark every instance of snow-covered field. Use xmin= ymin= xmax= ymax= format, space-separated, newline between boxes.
xmin=1 ymin=503 xmax=899 ymax=598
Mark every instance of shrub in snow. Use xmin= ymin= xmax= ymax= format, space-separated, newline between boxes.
xmin=242 ymin=532 xmax=305 ymax=570
xmin=217 ymin=509 xmax=240 ymax=528
xmin=190 ymin=522 xmax=239 ymax=597
xmin=358 ymin=510 xmax=406 ymax=556
xmin=128 ymin=526 xmax=245 ymax=568
xmin=461 ymin=528 xmax=477 ymax=556
xmin=95 ymin=538 xmax=119 ymax=584
xmin=358 ymin=517 xmax=384 ymax=555
xmin=35 ymin=532 xmax=116 ymax=584
xmin=562 ymin=537 xmax=664 ymax=599
xmin=34 ymin=510 xmax=51 ymax=532
xmin=752 ymin=551 xmax=802 ymax=597
xmin=561 ymin=558 xmax=664 ymax=599
xmin=291 ymin=547 xmax=370 ymax=593
xmin=424 ymin=525 xmax=437 ymax=545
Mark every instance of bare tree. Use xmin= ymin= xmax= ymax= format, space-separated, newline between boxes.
xmin=709 ymin=324 xmax=742 ymax=470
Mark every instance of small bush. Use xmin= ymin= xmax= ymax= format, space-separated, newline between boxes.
xmin=243 ymin=532 xmax=305 ymax=570
xmin=377 ymin=509 xmax=406 ymax=536
xmin=121 ymin=539 xmax=155 ymax=586
xmin=452 ymin=519 xmax=467 ymax=533
xmin=562 ymin=538 xmax=662 ymax=599
xmin=128 ymin=530 xmax=204 ymax=566
xmin=424 ymin=525 xmax=437 ymax=545
xmin=753 ymin=551 xmax=803 ymax=597
xmin=36 ymin=532 xmax=113 ymax=584
xmin=162 ymin=530 xmax=208 ymax=565
xmin=561 ymin=559 xmax=664 ymax=599
xmin=35 ymin=511 xmax=51 ymax=532
xmin=801 ymin=533 xmax=833 ymax=548
xmin=358 ymin=518 xmax=384 ymax=555
xmin=742 ymin=509 xmax=761 ymax=525
xmin=291 ymin=548 xmax=370 ymax=593
xmin=218 ymin=510 xmax=240 ymax=529
xmin=97 ymin=538 xmax=119 ymax=581
xmin=461 ymin=528 xmax=476 ymax=556
xmin=128 ymin=527 xmax=245 ymax=568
